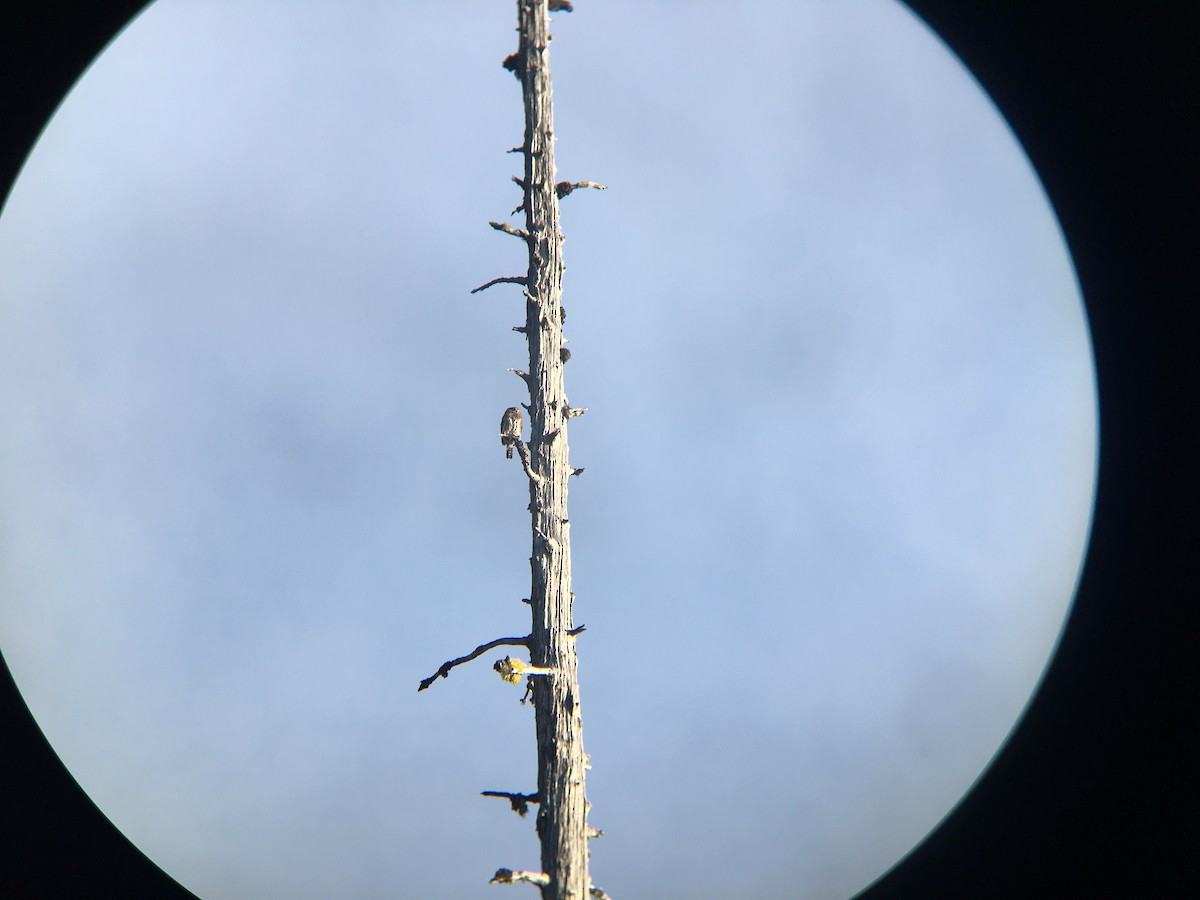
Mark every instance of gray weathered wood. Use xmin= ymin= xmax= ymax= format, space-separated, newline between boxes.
xmin=420 ymin=2 xmax=600 ymax=895
xmin=510 ymin=2 xmax=591 ymax=897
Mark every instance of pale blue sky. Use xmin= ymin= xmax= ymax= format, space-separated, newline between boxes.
xmin=0 ymin=1 xmax=1095 ymax=897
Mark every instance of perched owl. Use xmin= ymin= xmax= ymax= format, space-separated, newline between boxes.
xmin=500 ymin=407 xmax=523 ymax=458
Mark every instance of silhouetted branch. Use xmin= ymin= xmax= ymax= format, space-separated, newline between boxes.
xmin=418 ymin=635 xmax=531 ymax=691
xmin=481 ymin=790 xmax=541 ymax=817
xmin=471 ymin=276 xmax=528 ymax=294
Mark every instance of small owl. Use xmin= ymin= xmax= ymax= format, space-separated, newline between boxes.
xmin=500 ymin=407 xmax=523 ymax=458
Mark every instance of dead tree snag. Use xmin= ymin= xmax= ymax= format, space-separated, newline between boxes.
xmin=418 ymin=2 xmax=605 ymax=898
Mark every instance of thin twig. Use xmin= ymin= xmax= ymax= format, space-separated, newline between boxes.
xmin=471 ymin=275 xmax=528 ymax=294
xmin=418 ymin=635 xmax=531 ymax=691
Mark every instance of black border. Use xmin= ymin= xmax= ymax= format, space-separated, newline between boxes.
xmin=859 ymin=3 xmax=1198 ymax=895
xmin=2 ymin=6 xmax=195 ymax=895
xmin=2 ymin=2 xmax=1195 ymax=896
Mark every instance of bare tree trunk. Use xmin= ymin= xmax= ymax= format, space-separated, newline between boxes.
xmin=419 ymin=2 xmax=603 ymax=896
xmin=511 ymin=2 xmax=591 ymax=897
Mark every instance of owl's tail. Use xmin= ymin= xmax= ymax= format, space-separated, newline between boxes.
xmin=506 ymin=445 xmax=514 ymax=459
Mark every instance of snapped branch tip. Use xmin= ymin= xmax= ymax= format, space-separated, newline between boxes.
xmin=489 ymin=869 xmax=550 ymax=888
xmin=481 ymin=790 xmax=541 ymax=817
xmin=489 ymin=220 xmax=529 ymax=241
xmin=556 ymin=180 xmax=607 ymax=199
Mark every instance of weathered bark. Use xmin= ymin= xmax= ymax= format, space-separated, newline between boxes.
xmin=510 ymin=3 xmax=591 ymax=898
xmin=420 ymin=2 xmax=598 ymax=894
